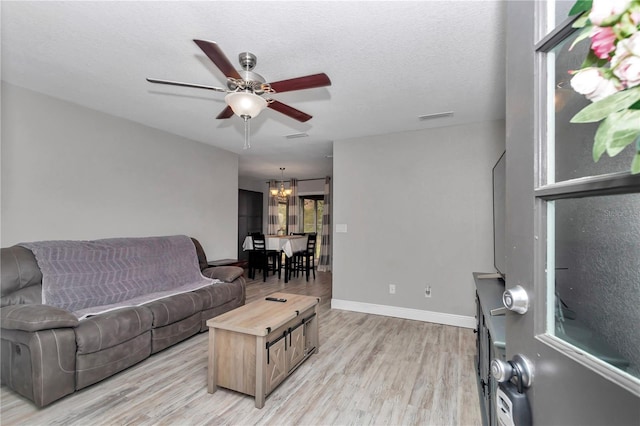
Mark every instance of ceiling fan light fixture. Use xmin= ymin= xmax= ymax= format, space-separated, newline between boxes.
xmin=225 ymin=91 xmax=267 ymax=118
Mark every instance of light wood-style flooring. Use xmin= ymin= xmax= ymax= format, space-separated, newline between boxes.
xmin=0 ymin=270 xmax=481 ymax=425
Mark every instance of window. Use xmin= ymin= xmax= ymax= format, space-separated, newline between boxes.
xmin=301 ymin=195 xmax=324 ymax=257
xmin=537 ymin=11 xmax=640 ymax=382
xmin=277 ymin=202 xmax=287 ymax=234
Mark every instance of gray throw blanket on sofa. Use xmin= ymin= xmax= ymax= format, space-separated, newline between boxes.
xmin=20 ymin=235 xmax=216 ymax=319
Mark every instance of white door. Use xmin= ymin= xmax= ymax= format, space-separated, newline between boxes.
xmin=503 ymin=1 xmax=640 ymax=424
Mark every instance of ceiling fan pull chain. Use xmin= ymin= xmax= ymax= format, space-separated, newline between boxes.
xmin=242 ymin=115 xmax=251 ymax=150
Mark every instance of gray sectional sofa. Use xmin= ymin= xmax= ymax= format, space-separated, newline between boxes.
xmin=0 ymin=235 xmax=246 ymax=407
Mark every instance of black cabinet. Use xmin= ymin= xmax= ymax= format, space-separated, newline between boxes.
xmin=474 ymin=273 xmax=506 ymax=426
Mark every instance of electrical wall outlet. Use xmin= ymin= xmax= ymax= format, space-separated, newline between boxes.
xmin=425 ymin=286 xmax=432 ymax=298
xmin=389 ymin=284 xmax=396 ymax=294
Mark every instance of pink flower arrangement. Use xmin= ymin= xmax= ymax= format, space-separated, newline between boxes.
xmin=590 ymin=26 xmax=617 ymax=59
xmin=612 ymin=32 xmax=640 ymax=86
xmin=569 ymin=0 xmax=640 ymax=174
xmin=571 ymin=67 xmax=622 ymax=101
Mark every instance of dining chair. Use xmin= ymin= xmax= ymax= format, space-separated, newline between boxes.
xmin=290 ymin=233 xmax=317 ymax=282
xmin=284 ymin=233 xmax=305 ymax=278
xmin=246 ymin=232 xmax=261 ymax=277
xmin=248 ymin=234 xmax=280 ymax=282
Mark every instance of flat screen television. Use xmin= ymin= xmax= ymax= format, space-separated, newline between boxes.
xmin=493 ymin=151 xmax=506 ymax=278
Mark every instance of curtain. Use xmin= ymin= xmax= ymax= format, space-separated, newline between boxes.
xmin=287 ymin=178 xmax=300 ymax=234
xmin=317 ymin=176 xmax=331 ymax=272
xmin=267 ymin=179 xmax=279 ymax=235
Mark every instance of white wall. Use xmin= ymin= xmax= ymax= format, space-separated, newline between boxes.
xmin=1 ymin=83 xmax=238 ymax=259
xmin=238 ymin=176 xmax=265 ymax=194
xmin=332 ymin=120 xmax=504 ymax=325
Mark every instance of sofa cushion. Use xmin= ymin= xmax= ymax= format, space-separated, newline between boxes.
xmin=190 ymin=238 xmax=209 ymax=271
xmin=1 ymin=304 xmax=79 ymax=332
xmin=143 ymin=292 xmax=203 ymax=328
xmin=200 ymin=294 xmax=245 ymax=332
xmin=202 ymin=266 xmax=244 ymax=283
xmin=1 ymin=285 xmax=42 ymax=307
xmin=1 ymin=246 xmax=42 ymax=297
xmin=150 ymin=313 xmax=201 ymax=354
xmin=76 ymin=331 xmax=151 ymax=390
xmin=193 ymin=279 xmax=244 ymax=310
xmin=75 ymin=306 xmax=153 ymax=355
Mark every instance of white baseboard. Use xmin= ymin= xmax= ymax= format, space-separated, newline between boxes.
xmin=330 ymin=298 xmax=476 ymax=329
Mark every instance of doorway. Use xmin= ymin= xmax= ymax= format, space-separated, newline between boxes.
xmin=238 ymin=189 xmax=263 ymax=262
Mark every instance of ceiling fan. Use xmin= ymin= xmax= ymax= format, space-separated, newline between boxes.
xmin=147 ymin=39 xmax=331 ymax=126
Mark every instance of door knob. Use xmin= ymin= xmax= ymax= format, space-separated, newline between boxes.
xmin=491 ymin=354 xmax=534 ymax=388
xmin=503 ymin=285 xmax=529 ymax=314
xmin=493 ymin=355 xmax=534 ymax=426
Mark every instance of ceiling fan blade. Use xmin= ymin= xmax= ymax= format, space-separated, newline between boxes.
xmin=267 ymin=100 xmax=312 ymax=122
xmin=193 ymin=40 xmax=241 ymax=80
xmin=146 ymin=78 xmax=227 ymax=92
xmin=216 ymin=105 xmax=235 ymax=119
xmin=267 ymin=73 xmax=331 ymax=94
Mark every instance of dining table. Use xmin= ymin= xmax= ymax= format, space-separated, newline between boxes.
xmin=242 ymin=235 xmax=307 ymax=283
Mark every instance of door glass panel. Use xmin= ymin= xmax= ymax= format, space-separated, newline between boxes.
xmin=548 ymin=194 xmax=640 ymax=379
xmin=549 ymin=29 xmax=636 ymax=183
xmin=554 ymin=1 xmax=575 ymax=29
xmin=540 ymin=0 xmax=577 ymax=39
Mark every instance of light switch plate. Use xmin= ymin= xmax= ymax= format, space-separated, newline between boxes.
xmin=336 ymin=224 xmax=348 ymax=233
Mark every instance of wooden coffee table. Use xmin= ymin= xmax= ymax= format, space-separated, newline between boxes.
xmin=206 ymin=292 xmax=320 ymax=408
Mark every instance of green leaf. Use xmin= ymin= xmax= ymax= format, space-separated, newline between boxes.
xmin=609 ymin=110 xmax=640 ymax=149
xmin=572 ymin=13 xmax=590 ymax=28
xmin=610 ymin=134 xmax=640 ymax=155
xmin=570 ymin=26 xmax=592 ymax=52
xmin=593 ymin=110 xmax=640 ymax=159
xmin=593 ymin=129 xmax=607 ymax=161
xmin=630 ymin=132 xmax=640 ymax=174
xmin=580 ymin=51 xmax=609 ymax=69
xmin=630 ymin=100 xmax=640 ymax=110
xmin=569 ymin=0 xmax=592 ymax=16
xmin=631 ymin=151 xmax=640 ymax=174
xmin=599 ymin=11 xmax=626 ymax=27
xmin=571 ymin=87 xmax=640 ymax=123
xmin=617 ymin=11 xmax=640 ymax=38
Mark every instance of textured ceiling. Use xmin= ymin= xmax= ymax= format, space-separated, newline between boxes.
xmin=1 ymin=1 xmax=506 ymax=181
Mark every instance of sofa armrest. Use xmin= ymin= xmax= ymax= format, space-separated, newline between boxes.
xmin=202 ymin=265 xmax=244 ymax=283
xmin=1 ymin=304 xmax=79 ymax=332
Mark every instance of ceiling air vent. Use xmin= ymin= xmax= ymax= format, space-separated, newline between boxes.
xmin=418 ymin=111 xmax=454 ymax=120
xmin=285 ymin=132 xmax=309 ymax=139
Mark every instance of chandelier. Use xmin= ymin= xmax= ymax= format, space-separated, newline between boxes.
xmin=270 ymin=167 xmax=292 ymax=198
